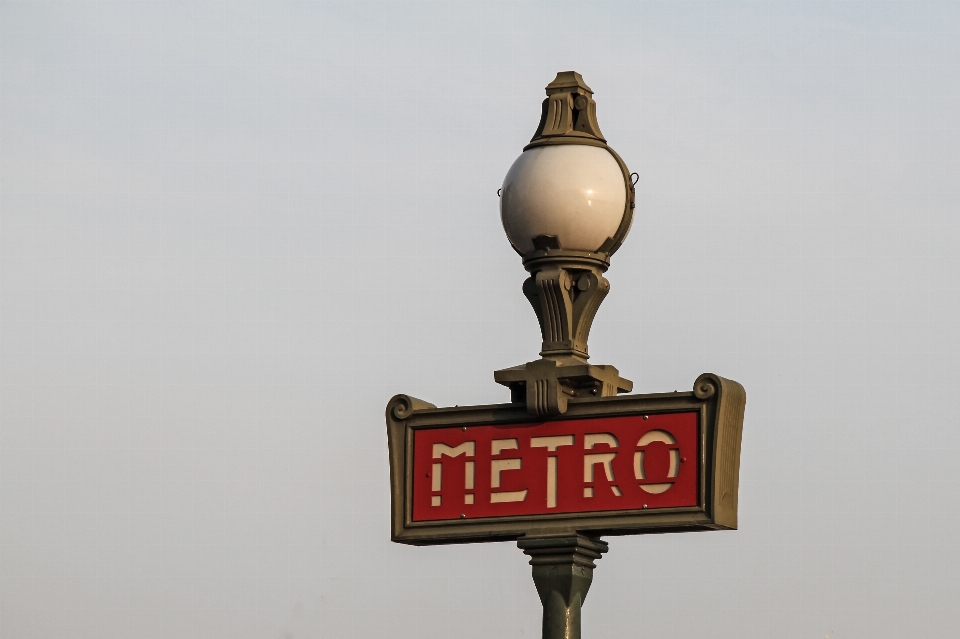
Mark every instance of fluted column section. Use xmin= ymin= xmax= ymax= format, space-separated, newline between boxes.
xmin=523 ymin=266 xmax=609 ymax=360
xmin=517 ymin=535 xmax=608 ymax=639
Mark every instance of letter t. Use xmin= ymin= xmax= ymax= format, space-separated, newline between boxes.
xmin=530 ymin=435 xmax=575 ymax=508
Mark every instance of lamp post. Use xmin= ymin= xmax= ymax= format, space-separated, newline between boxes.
xmin=384 ymin=71 xmax=745 ymax=639
xmin=495 ymin=71 xmax=636 ymax=417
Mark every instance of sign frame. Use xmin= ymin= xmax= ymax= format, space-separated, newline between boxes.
xmin=386 ymin=373 xmax=746 ymax=546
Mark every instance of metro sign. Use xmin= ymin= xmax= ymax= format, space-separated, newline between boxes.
xmin=413 ymin=412 xmax=698 ymax=520
xmin=387 ymin=373 xmax=745 ymax=545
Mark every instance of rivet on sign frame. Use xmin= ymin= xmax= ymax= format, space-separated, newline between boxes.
xmin=642 ymin=504 xmax=648 ymax=509
xmin=642 ymin=415 xmax=648 ymax=420
xmin=462 ymin=427 xmax=467 ymax=431
xmin=460 ymin=514 xmax=466 ymax=519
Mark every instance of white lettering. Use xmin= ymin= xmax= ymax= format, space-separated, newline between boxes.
xmin=433 ymin=442 xmax=476 ymax=458
xmin=431 ymin=441 xmax=476 ymax=506
xmin=634 ymin=430 xmax=679 ymax=495
xmin=531 ymin=435 xmax=575 ymax=508
xmin=490 ymin=438 xmax=526 ymax=503
xmin=492 ymin=438 xmax=518 ymax=455
xmin=584 ymin=433 xmax=620 ymax=498
xmin=491 ymin=459 xmax=521 ymax=488
xmin=584 ymin=453 xmax=616 ymax=482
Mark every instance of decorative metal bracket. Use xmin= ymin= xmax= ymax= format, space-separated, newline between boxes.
xmin=523 ymin=258 xmax=607 ymax=360
xmin=494 ymin=246 xmax=632 ymax=417
xmin=518 ymin=534 xmax=608 ymax=639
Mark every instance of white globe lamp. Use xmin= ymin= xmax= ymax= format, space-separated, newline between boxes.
xmin=501 ymin=144 xmax=627 ymax=255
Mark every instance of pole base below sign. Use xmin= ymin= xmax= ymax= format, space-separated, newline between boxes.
xmin=518 ymin=534 xmax=608 ymax=639
xmin=386 ymin=373 xmax=745 ymax=546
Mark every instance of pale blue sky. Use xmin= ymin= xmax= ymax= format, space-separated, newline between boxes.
xmin=3 ymin=2 xmax=960 ymax=638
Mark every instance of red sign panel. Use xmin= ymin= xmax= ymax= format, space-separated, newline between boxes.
xmin=412 ymin=412 xmax=699 ymax=521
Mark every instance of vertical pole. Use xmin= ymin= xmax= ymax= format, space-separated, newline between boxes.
xmin=517 ymin=534 xmax=608 ymax=639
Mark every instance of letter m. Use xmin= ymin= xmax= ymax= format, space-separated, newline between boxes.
xmin=433 ymin=442 xmax=475 ymax=458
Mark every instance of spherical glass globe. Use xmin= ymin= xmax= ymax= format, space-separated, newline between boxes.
xmin=500 ymin=144 xmax=627 ymax=255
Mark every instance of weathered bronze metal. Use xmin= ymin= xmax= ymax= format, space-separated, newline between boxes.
xmin=529 ymin=71 xmax=606 ymax=144
xmin=518 ymin=535 xmax=607 ymax=639
xmin=493 ymin=254 xmax=632 ymax=415
xmin=496 ymin=72 xmax=637 ymax=417
xmin=386 ymin=373 xmax=745 ymax=546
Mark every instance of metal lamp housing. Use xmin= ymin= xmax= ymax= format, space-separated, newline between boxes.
xmin=494 ymin=72 xmax=636 ymax=417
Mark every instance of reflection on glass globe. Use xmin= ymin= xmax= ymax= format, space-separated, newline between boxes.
xmin=500 ymin=144 xmax=627 ymax=255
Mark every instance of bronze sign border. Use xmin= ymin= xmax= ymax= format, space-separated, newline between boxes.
xmin=386 ymin=373 xmax=745 ymax=546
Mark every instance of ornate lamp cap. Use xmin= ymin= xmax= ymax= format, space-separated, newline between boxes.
xmin=545 ymin=71 xmax=593 ymax=95
xmin=530 ymin=71 xmax=605 ymax=144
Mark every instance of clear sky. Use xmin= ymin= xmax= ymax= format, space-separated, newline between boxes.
xmin=2 ymin=1 xmax=960 ymax=638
